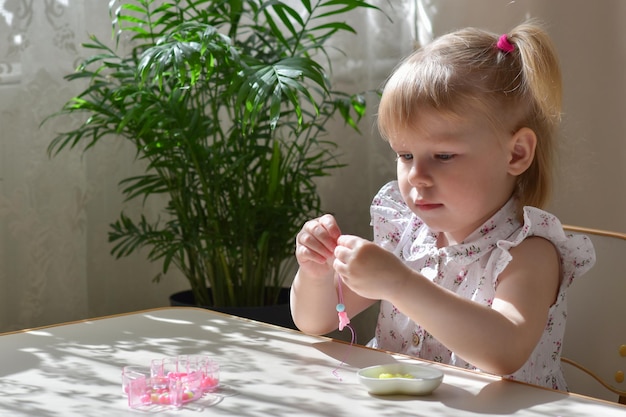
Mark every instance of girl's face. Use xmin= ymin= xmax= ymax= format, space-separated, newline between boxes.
xmin=389 ymin=108 xmax=518 ymax=245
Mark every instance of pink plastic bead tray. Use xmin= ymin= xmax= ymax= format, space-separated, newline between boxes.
xmin=122 ymin=355 xmax=219 ymax=409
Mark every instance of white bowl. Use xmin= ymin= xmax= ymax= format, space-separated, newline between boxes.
xmin=357 ymin=363 xmax=444 ymax=396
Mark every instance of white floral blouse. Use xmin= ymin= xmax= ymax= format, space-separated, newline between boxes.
xmin=367 ymin=181 xmax=596 ymax=390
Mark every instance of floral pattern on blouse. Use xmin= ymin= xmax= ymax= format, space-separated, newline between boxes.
xmin=367 ymin=181 xmax=596 ymax=390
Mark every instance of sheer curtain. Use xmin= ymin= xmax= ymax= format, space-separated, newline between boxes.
xmin=0 ymin=0 xmax=190 ymax=332
xmin=0 ymin=0 xmax=624 ymax=332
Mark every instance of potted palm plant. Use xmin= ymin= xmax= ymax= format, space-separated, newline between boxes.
xmin=46 ymin=0 xmax=380 ymax=324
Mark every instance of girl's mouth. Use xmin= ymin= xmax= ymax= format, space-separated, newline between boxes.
xmin=415 ymin=202 xmax=443 ymax=211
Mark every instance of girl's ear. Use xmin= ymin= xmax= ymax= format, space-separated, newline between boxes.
xmin=507 ymin=127 xmax=537 ymax=176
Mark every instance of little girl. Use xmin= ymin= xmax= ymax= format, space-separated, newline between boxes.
xmin=290 ymin=21 xmax=596 ymax=390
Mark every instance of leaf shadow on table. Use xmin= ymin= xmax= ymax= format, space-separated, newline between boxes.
xmin=313 ymin=340 xmax=562 ymax=415
xmin=1 ymin=348 xmax=40 ymax=378
xmin=353 ymin=382 xmax=559 ymax=415
xmin=427 ymin=379 xmax=560 ymax=415
xmin=312 ymin=340 xmax=400 ymax=369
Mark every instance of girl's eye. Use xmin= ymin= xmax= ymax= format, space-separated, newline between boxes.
xmin=396 ymin=153 xmax=413 ymax=161
xmin=435 ymin=153 xmax=455 ymax=161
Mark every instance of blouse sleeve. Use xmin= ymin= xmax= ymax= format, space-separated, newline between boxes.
xmin=369 ymin=181 xmax=414 ymax=252
xmin=491 ymin=206 xmax=596 ymax=289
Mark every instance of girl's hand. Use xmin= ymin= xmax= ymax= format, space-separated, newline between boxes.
xmin=333 ymin=235 xmax=410 ymax=300
xmin=295 ymin=214 xmax=342 ymax=278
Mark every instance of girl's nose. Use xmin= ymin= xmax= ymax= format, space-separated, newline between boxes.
xmin=408 ymin=160 xmax=432 ymax=187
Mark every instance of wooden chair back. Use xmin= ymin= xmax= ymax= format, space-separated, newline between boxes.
xmin=560 ymin=225 xmax=626 ymax=404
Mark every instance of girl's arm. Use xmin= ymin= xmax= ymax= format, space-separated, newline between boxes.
xmin=335 ymin=235 xmax=560 ymax=375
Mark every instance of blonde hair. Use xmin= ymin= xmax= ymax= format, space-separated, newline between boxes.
xmin=377 ymin=21 xmax=562 ymax=209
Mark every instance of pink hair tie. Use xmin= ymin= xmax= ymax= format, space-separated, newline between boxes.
xmin=496 ymin=34 xmax=515 ymax=53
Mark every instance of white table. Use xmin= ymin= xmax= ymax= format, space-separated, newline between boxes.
xmin=1 ymin=307 xmax=625 ymax=416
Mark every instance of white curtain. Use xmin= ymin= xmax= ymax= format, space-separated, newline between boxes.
xmin=0 ymin=0 xmax=190 ymax=332
xmin=1 ymin=0 xmax=624 ymax=332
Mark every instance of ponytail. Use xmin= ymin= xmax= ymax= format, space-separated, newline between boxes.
xmin=507 ymin=21 xmax=562 ymax=209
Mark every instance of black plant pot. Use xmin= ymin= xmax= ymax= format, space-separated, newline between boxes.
xmin=169 ymin=287 xmax=297 ymax=330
